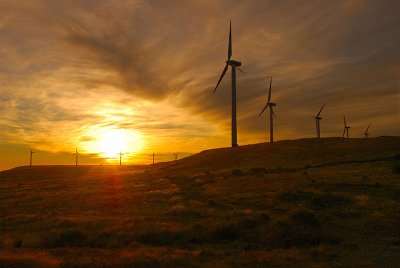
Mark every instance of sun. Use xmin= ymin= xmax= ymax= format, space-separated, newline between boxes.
xmin=83 ymin=128 xmax=145 ymax=161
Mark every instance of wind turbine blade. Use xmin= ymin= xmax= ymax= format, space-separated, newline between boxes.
xmin=267 ymin=76 xmax=272 ymax=103
xmin=213 ymin=64 xmax=228 ymax=94
xmin=228 ymin=21 xmax=232 ymax=60
xmin=235 ymin=66 xmax=245 ymax=74
xmin=342 ymin=128 xmax=346 ymax=138
xmin=343 ymin=115 xmax=347 ymax=127
xmin=272 ymin=109 xmax=276 ymax=119
xmin=317 ymin=103 xmax=325 ymax=117
xmin=258 ymin=103 xmax=269 ymax=117
xmin=366 ymin=122 xmax=371 ymax=133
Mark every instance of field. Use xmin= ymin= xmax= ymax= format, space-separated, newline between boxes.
xmin=1 ymin=137 xmax=400 ymax=267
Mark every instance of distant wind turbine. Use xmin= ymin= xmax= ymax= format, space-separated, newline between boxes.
xmin=173 ymin=153 xmax=179 ymax=161
xmin=213 ymin=21 xmax=244 ymax=147
xmin=314 ymin=104 xmax=325 ymax=139
xmin=29 ymin=148 xmax=35 ymax=166
xmin=73 ymin=148 xmax=80 ymax=166
xmin=118 ymin=150 xmax=123 ymax=166
xmin=152 ymin=153 xmax=155 ymax=165
xmin=364 ymin=123 xmax=371 ymax=138
xmin=343 ymin=115 xmax=350 ymax=138
xmin=259 ymin=76 xmax=276 ymax=143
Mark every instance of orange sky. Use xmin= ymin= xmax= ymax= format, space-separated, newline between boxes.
xmin=0 ymin=0 xmax=399 ymax=170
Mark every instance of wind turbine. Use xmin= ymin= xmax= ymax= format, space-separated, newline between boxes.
xmin=118 ymin=150 xmax=123 ymax=166
xmin=213 ymin=21 xmax=244 ymax=147
xmin=259 ymin=76 xmax=276 ymax=143
xmin=314 ymin=104 xmax=325 ymax=139
xmin=173 ymin=153 xmax=179 ymax=161
xmin=343 ymin=115 xmax=350 ymax=138
xmin=29 ymin=148 xmax=35 ymax=166
xmin=73 ymin=148 xmax=80 ymax=166
xmin=364 ymin=123 xmax=371 ymax=138
xmin=152 ymin=153 xmax=155 ymax=165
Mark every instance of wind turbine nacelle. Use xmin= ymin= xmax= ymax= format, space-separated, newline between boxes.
xmin=315 ymin=116 xmax=322 ymax=120
xmin=227 ymin=60 xmax=241 ymax=66
xmin=269 ymin=103 xmax=276 ymax=107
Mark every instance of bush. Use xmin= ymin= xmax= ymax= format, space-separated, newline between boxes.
xmin=14 ymin=239 xmax=22 ymax=248
xmin=240 ymin=213 xmax=270 ymax=230
xmin=249 ymin=167 xmax=266 ymax=175
xmin=311 ymin=193 xmax=353 ymax=209
xmin=240 ymin=218 xmax=258 ymax=229
xmin=137 ymin=230 xmax=182 ymax=246
xmin=212 ymin=223 xmax=240 ymax=241
xmin=289 ymin=210 xmax=321 ymax=228
xmin=393 ymin=165 xmax=400 ymax=174
xmin=51 ymin=229 xmax=87 ymax=247
xmin=231 ymin=169 xmax=245 ymax=177
xmin=269 ymin=210 xmax=324 ymax=249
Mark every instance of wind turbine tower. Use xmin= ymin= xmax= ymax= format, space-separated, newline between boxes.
xmin=119 ymin=150 xmax=122 ymax=166
xmin=74 ymin=148 xmax=80 ymax=166
xmin=213 ymin=21 xmax=244 ymax=147
xmin=314 ymin=104 xmax=325 ymax=139
xmin=364 ymin=123 xmax=371 ymax=138
xmin=259 ymin=76 xmax=276 ymax=143
xmin=29 ymin=148 xmax=35 ymax=166
xmin=343 ymin=116 xmax=350 ymax=139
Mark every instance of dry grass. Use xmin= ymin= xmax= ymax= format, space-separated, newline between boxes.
xmin=1 ymin=137 xmax=400 ymax=267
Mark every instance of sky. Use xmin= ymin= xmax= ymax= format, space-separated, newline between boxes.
xmin=0 ymin=0 xmax=399 ymax=170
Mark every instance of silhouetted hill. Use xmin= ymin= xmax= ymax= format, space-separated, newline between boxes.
xmin=1 ymin=137 xmax=400 ymax=267
xmin=163 ymin=136 xmax=400 ymax=172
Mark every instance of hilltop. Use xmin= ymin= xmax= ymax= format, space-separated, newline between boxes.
xmin=1 ymin=137 xmax=400 ymax=267
xmin=162 ymin=136 xmax=400 ymax=171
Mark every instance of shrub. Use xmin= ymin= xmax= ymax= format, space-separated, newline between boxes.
xmin=240 ymin=218 xmax=258 ymax=229
xmin=258 ymin=213 xmax=271 ymax=221
xmin=231 ymin=169 xmax=245 ymax=177
xmin=137 ymin=230 xmax=182 ymax=246
xmin=212 ymin=223 xmax=240 ymax=241
xmin=51 ymin=229 xmax=87 ymax=247
xmin=279 ymin=190 xmax=318 ymax=203
xmin=240 ymin=213 xmax=270 ymax=230
xmin=289 ymin=210 xmax=321 ymax=228
xmin=249 ymin=167 xmax=266 ymax=175
xmin=14 ymin=239 xmax=22 ymax=248
xmin=392 ymin=165 xmax=400 ymax=174
xmin=311 ymin=193 xmax=353 ymax=209
xmin=265 ymin=209 xmax=327 ymax=249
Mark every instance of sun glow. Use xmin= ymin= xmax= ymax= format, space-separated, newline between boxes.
xmin=83 ymin=128 xmax=145 ymax=161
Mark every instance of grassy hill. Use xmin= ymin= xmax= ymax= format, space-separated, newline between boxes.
xmin=1 ymin=137 xmax=400 ymax=267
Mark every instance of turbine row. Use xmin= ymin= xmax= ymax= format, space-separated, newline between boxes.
xmin=212 ymin=21 xmax=371 ymax=146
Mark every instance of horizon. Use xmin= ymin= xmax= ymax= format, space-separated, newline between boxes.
xmin=1 ymin=0 xmax=399 ymax=170
xmin=2 ymin=136 xmax=398 ymax=171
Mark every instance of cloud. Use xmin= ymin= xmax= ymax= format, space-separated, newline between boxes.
xmin=0 ymin=0 xmax=399 ymax=169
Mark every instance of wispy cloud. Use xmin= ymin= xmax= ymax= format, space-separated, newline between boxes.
xmin=0 ymin=0 xmax=399 ymax=169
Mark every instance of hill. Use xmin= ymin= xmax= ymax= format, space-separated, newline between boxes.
xmin=1 ymin=137 xmax=400 ymax=267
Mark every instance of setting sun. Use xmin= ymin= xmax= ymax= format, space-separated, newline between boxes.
xmin=82 ymin=128 xmax=145 ymax=161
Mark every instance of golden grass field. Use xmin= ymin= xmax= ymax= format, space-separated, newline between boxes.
xmin=1 ymin=137 xmax=400 ymax=267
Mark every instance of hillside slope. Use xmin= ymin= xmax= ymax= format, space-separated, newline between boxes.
xmin=1 ymin=137 xmax=400 ymax=267
xmin=162 ymin=136 xmax=400 ymax=172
